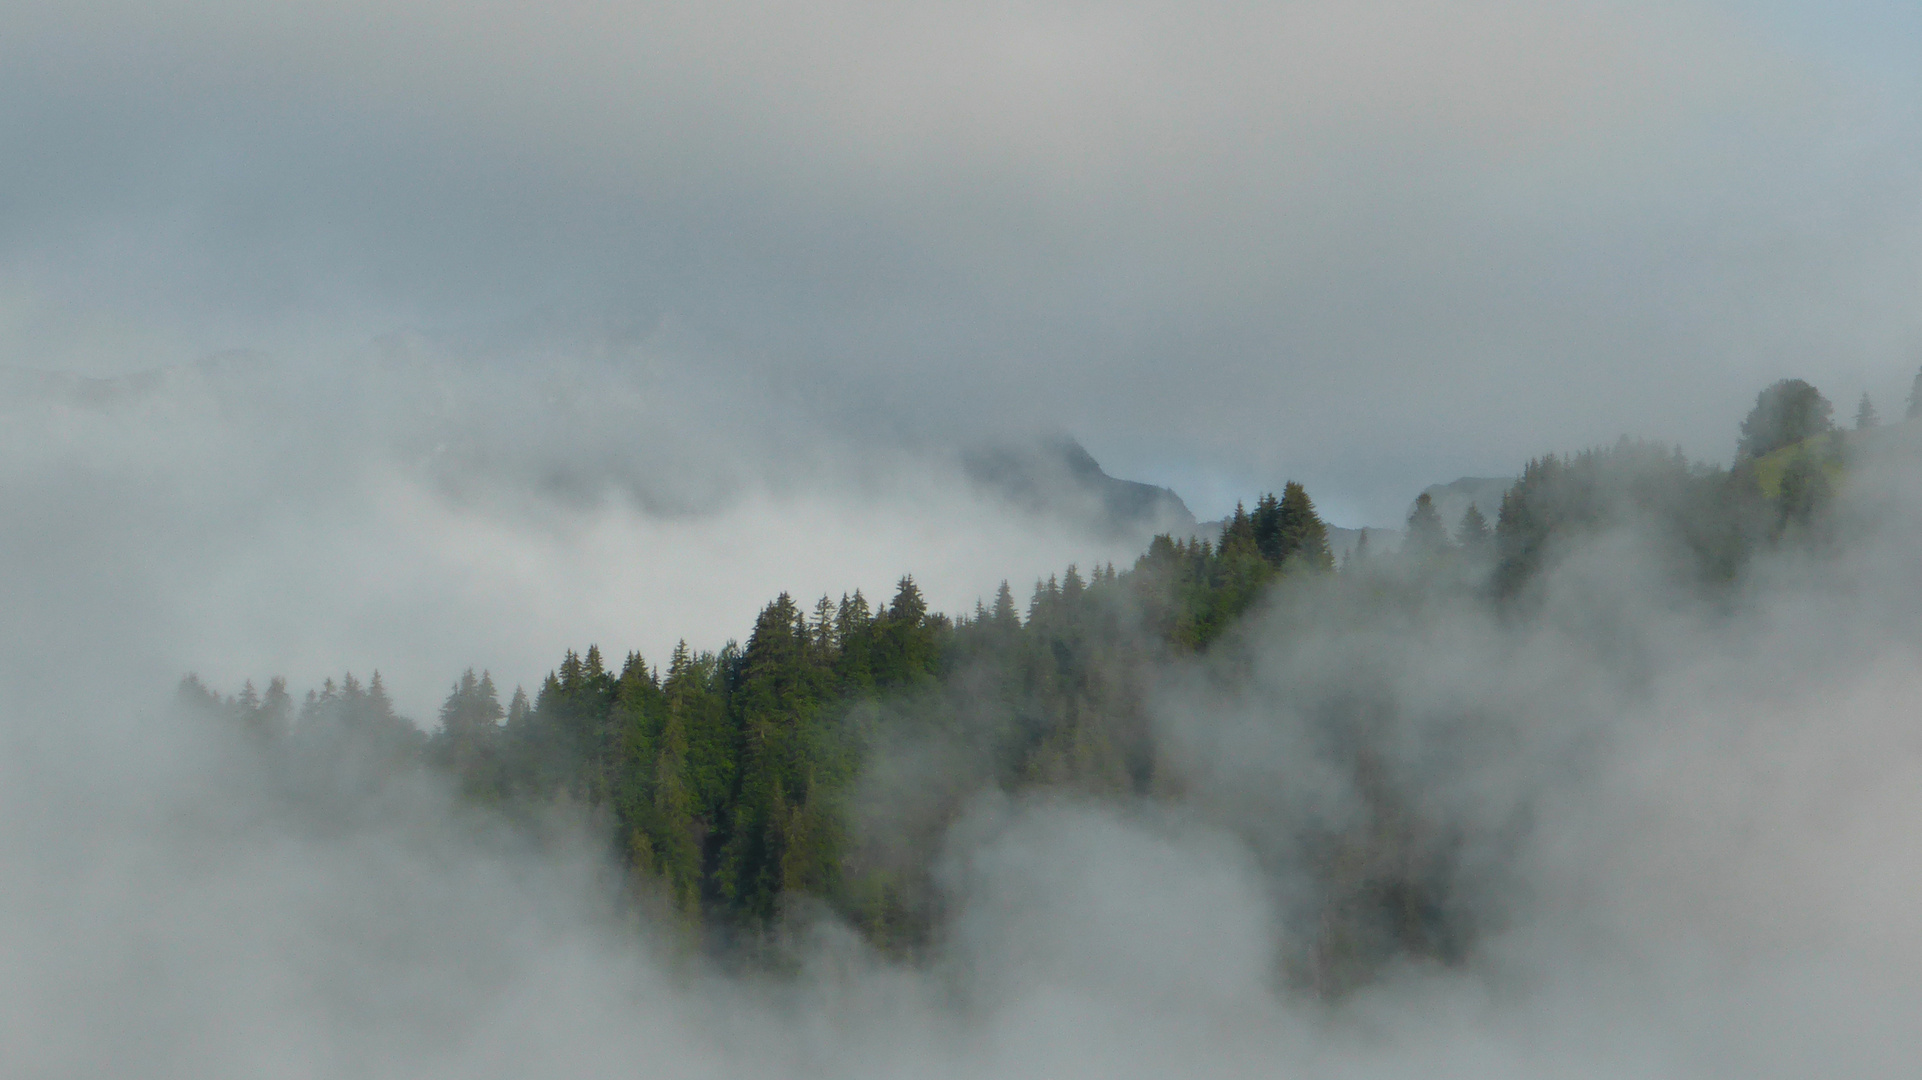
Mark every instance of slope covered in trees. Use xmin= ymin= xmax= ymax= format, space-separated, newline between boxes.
xmin=182 ymin=375 xmax=1917 ymax=990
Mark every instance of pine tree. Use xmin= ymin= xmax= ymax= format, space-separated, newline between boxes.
xmin=835 ymin=590 xmax=871 ymax=642
xmin=176 ymin=673 xmax=221 ymax=712
xmin=1029 ymin=575 xmax=1059 ymax=628
xmin=663 ymin=639 xmax=738 ymax=835
xmin=887 ymin=575 xmax=927 ymax=624
xmin=439 ymin=669 xmax=479 ymax=738
xmin=1250 ymin=492 xmax=1285 ymax=564
xmin=438 ymin=667 xmax=503 ymax=784
xmin=1855 ymin=392 xmax=1879 ymax=430
xmin=260 ymin=676 xmax=292 ymax=734
xmin=368 ymin=671 xmax=399 ymax=725
xmin=650 ymin=691 xmax=700 ymax=913
xmin=1455 ymin=504 xmax=1491 ymax=548
xmin=875 ymin=576 xmax=939 ymax=686
xmin=991 ymin=580 xmax=1020 ymax=631
xmin=1219 ymin=501 xmax=1256 ymax=555
xmin=1276 ymin=482 xmax=1334 ymax=570
xmin=718 ymin=593 xmax=825 ymax=921
xmin=1060 ymin=564 xmax=1085 ymax=609
xmin=810 ymin=594 xmax=838 ymax=660
xmin=1404 ymin=493 xmax=1451 ymax=557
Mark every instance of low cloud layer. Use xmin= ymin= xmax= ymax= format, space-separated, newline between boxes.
xmin=0 ymin=349 xmax=1152 ymax=719
xmin=7 ymin=386 xmax=1922 ymax=1077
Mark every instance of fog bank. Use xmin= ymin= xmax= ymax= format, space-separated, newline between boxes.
xmin=6 ymin=404 xmax=1922 ymax=1077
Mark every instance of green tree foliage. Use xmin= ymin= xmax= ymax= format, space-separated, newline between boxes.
xmin=1253 ymin=483 xmax=1334 ymax=570
xmin=433 ymin=668 xmax=505 ymax=798
xmin=1776 ymin=452 xmax=1834 ymax=531
xmin=185 ymin=389 xmax=1853 ymax=985
xmin=284 ymin=485 xmax=1334 ymax=944
xmin=990 ymin=580 xmax=1020 ymax=632
xmin=1494 ymin=439 xmax=1765 ymax=596
xmin=1737 ymin=378 xmax=1833 ymax=460
xmin=720 ymin=593 xmax=832 ymax=921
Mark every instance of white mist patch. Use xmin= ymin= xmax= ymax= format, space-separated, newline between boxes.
xmin=173 ymin=467 xmax=1143 ymax=718
xmin=941 ymin=798 xmax=1275 ymax=1008
xmin=0 ymin=355 xmax=1144 ymax=720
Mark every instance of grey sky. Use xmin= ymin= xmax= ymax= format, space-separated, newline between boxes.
xmin=5 ymin=0 xmax=1918 ymax=525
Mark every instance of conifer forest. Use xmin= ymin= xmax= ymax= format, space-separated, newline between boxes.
xmin=178 ymin=377 xmax=1915 ymax=994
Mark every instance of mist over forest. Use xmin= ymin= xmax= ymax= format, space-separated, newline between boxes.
xmin=7 ymin=0 xmax=1922 ymax=1075
xmin=11 ymin=363 xmax=1922 ymax=1076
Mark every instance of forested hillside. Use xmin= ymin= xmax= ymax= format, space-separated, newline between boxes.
xmin=179 ymin=375 xmax=1920 ymax=991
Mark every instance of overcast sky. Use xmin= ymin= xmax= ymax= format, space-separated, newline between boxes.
xmin=5 ymin=0 xmax=1921 ymax=523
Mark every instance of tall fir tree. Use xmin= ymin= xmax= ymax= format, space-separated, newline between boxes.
xmin=1455 ymin=503 xmax=1491 ymax=549
xmin=1404 ymin=493 xmax=1451 ymax=557
xmin=1855 ymin=392 xmax=1879 ymax=430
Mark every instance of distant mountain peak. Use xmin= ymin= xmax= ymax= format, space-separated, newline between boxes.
xmin=963 ymin=436 xmax=1198 ymax=542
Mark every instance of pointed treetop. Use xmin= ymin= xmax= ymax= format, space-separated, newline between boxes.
xmin=1061 ymin=564 xmax=1084 ymax=603
xmin=1856 ymin=392 xmax=1879 ymax=430
xmin=1456 ymin=503 xmax=1491 ymax=547
xmin=1404 ymin=492 xmax=1452 ymax=556
xmin=888 ymin=575 xmax=927 ymax=625
xmin=992 ymin=580 xmax=1020 ymax=629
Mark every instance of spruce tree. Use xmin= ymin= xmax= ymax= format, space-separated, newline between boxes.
xmin=1404 ymin=492 xmax=1451 ymax=557
xmin=1250 ymin=492 xmax=1285 ymax=565
xmin=835 ymin=590 xmax=871 ymax=642
xmin=260 ymin=676 xmax=292 ymax=735
xmin=1276 ymin=482 xmax=1333 ymax=570
xmin=1455 ymin=503 xmax=1491 ymax=548
xmin=1219 ymin=501 xmax=1256 ymax=555
xmin=1029 ymin=575 xmax=1059 ymax=628
xmin=719 ymin=593 xmax=830 ymax=922
xmin=991 ymin=580 xmax=1020 ymax=630
xmin=650 ymin=693 xmax=700 ymax=913
xmin=810 ymin=594 xmax=838 ymax=660
xmin=887 ymin=576 xmax=927 ymax=624
xmin=1855 ymin=392 xmax=1878 ymax=430
xmin=1060 ymin=564 xmax=1085 ymax=609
